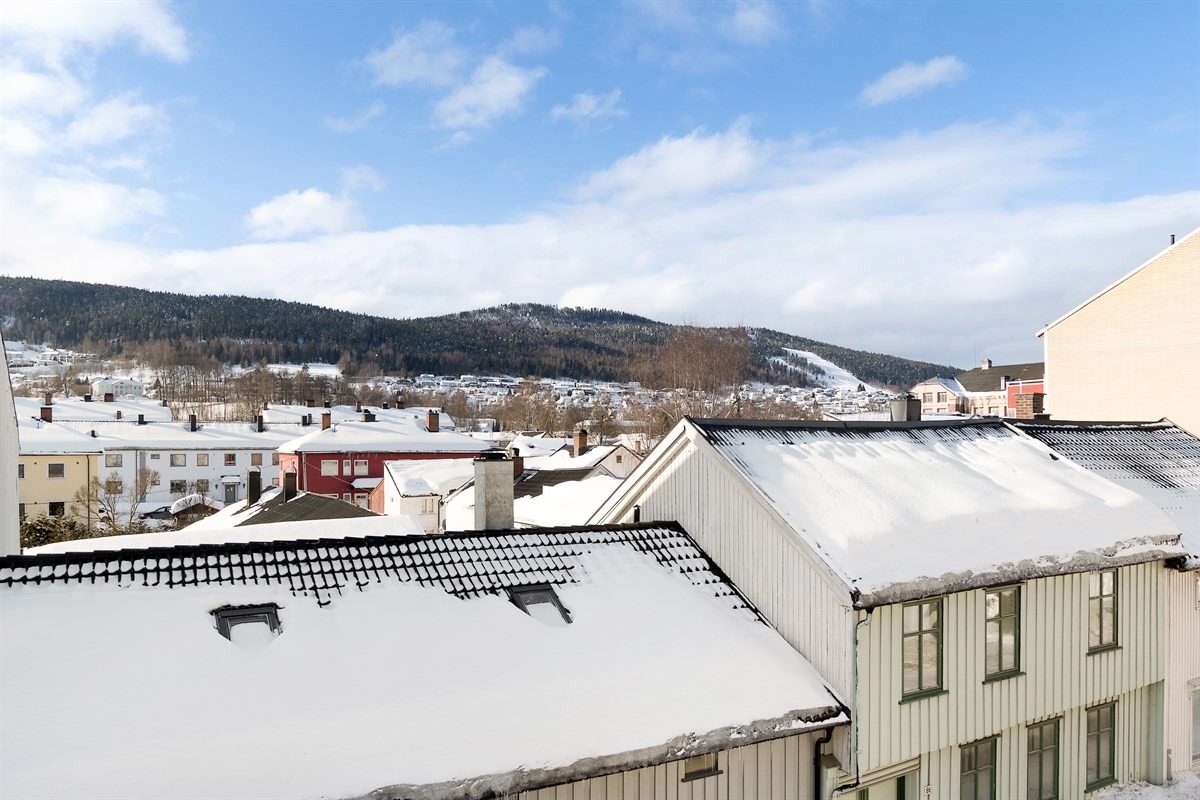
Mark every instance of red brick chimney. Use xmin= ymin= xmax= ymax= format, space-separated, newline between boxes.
xmin=39 ymin=405 xmax=52 ymax=423
xmin=573 ymin=428 xmax=588 ymax=457
xmin=321 ymin=412 xmax=332 ymax=430
xmin=426 ymin=409 xmax=440 ymax=433
xmin=512 ymin=447 xmax=524 ymax=478
xmin=104 ymin=392 xmax=115 ymax=402
xmin=1014 ymin=392 xmax=1046 ymax=420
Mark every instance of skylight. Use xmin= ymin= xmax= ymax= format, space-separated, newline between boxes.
xmin=211 ymin=604 xmax=282 ymax=649
xmin=509 ymin=586 xmax=571 ymax=627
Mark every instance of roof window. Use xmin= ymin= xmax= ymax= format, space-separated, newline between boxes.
xmin=211 ymin=604 xmax=282 ymax=649
xmin=509 ymin=585 xmax=571 ymax=627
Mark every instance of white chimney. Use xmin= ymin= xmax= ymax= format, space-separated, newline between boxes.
xmin=473 ymin=450 xmax=514 ymax=531
xmin=980 ymin=358 xmax=992 ymax=370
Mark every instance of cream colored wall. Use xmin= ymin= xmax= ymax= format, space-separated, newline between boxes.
xmin=910 ymin=380 xmax=965 ymax=415
xmin=18 ymin=454 xmax=97 ymax=519
xmin=1167 ymin=569 xmax=1200 ymax=775
xmin=507 ymin=731 xmax=823 ymax=800
xmin=1043 ymin=233 xmax=1200 ymax=434
xmin=908 ymin=682 xmax=1162 ymax=799
xmin=856 ymin=563 xmax=1166 ymax=781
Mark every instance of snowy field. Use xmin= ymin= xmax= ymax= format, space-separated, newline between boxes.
xmin=769 ymin=347 xmax=878 ymax=392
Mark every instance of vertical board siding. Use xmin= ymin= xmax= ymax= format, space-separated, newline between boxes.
xmin=507 ymin=733 xmax=818 ymax=800
xmin=632 ymin=441 xmax=855 ymax=702
xmin=1167 ymin=569 xmax=1200 ymax=773
xmin=890 ymin=685 xmax=1158 ymax=800
xmin=858 ymin=563 xmax=1165 ymax=772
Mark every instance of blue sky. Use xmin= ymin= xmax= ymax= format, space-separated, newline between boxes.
xmin=1 ymin=0 xmax=1197 ymax=369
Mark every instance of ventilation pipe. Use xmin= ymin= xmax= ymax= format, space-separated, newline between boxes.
xmin=137 ymin=414 xmax=146 ymax=426
xmin=473 ymin=450 xmax=514 ymax=531
xmin=323 ymin=399 xmax=331 ymax=408
xmin=83 ymin=394 xmax=92 ymax=403
xmin=115 ymin=410 xmax=122 ymax=420
xmin=43 ymin=392 xmax=53 ymax=406
xmin=189 ymin=414 xmax=198 ymax=432
xmin=361 ymin=410 xmax=376 ymax=422
xmin=256 ymin=415 xmax=264 ymax=433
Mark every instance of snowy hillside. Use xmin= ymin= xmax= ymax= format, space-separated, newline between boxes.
xmin=769 ymin=348 xmax=877 ymax=392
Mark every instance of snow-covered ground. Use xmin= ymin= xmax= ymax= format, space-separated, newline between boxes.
xmin=1094 ymin=772 xmax=1198 ymax=800
xmin=769 ymin=347 xmax=878 ymax=392
xmin=262 ymin=362 xmax=342 ymax=378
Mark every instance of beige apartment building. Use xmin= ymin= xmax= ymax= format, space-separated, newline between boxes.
xmin=1039 ymin=229 xmax=1200 ymax=434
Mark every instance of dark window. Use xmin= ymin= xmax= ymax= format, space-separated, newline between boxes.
xmin=212 ymin=604 xmax=281 ymax=648
xmin=47 ymin=463 xmax=65 ymax=479
xmin=251 ymin=452 xmax=262 ymax=466
xmin=1191 ymin=691 xmax=1199 ymax=762
xmin=961 ymin=737 xmax=997 ymax=800
xmin=271 ymin=452 xmax=280 ymax=465
xmin=224 ymin=453 xmax=236 ymax=466
xmin=985 ymin=586 xmax=1020 ymax=678
xmin=105 ymin=453 xmax=122 ymax=468
xmin=170 ymin=480 xmax=186 ymax=494
xmin=509 ymin=585 xmax=571 ymax=627
xmin=104 ymin=478 xmax=123 ymax=494
xmin=1027 ymin=719 xmax=1059 ymax=800
xmin=17 ymin=464 xmax=23 ymax=479
xmin=1086 ymin=703 xmax=1115 ymax=790
xmin=48 ymin=502 xmax=65 ymax=517
xmin=922 ymin=392 xmax=933 ymax=403
xmin=196 ymin=479 xmax=210 ymax=493
xmin=902 ymin=597 xmax=943 ymax=696
xmin=18 ymin=503 xmax=25 ymax=518
xmin=681 ymin=752 xmax=720 ymax=782
xmin=1089 ymin=570 xmax=1117 ymax=650
xmin=170 ymin=453 xmax=186 ymax=467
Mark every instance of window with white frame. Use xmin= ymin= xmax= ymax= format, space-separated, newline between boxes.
xmin=342 ymin=459 xmax=352 ymax=475
xmin=224 ymin=453 xmax=236 ymax=466
xmin=353 ymin=459 xmax=368 ymax=476
xmin=320 ymin=460 xmax=338 ymax=476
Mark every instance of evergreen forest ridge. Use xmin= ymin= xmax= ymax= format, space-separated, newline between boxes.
xmin=0 ymin=277 xmax=960 ymax=389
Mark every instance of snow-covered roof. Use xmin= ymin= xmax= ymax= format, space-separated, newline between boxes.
xmin=689 ymin=419 xmax=1183 ymax=606
xmin=278 ymin=417 xmax=489 ymax=454
xmin=28 ymin=511 xmax=423 ymax=553
xmin=263 ymin=403 xmax=456 ymax=430
xmin=53 ymin=419 xmax=296 ymax=450
xmin=1 ymin=525 xmax=844 ymax=799
xmin=15 ymin=395 xmax=171 ymax=423
xmin=910 ymin=376 xmax=967 ymax=395
xmin=514 ymin=476 xmax=624 ymax=528
xmin=16 ymin=416 xmax=104 ymax=455
xmin=384 ymin=458 xmax=476 ymax=496
xmin=508 ymin=433 xmax=570 ymax=458
xmin=536 ymin=443 xmax=619 ymax=471
xmin=1008 ymin=420 xmax=1200 ymax=566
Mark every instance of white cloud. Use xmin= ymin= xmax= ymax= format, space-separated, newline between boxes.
xmin=860 ymin=55 xmax=967 ymax=106
xmin=577 ymin=121 xmax=766 ymax=203
xmin=0 ymin=0 xmax=188 ymax=65
xmin=243 ymin=189 xmax=364 ymax=240
xmin=323 ymin=102 xmax=385 ymax=133
xmin=433 ymin=57 xmax=547 ymax=130
xmin=724 ymin=1 xmax=784 ymax=45
xmin=340 ymin=165 xmax=385 ymax=193
xmin=500 ymin=25 xmax=561 ymax=56
xmin=4 ymin=117 xmax=1198 ymax=368
xmin=65 ymin=93 xmax=166 ymax=147
xmin=365 ymin=21 xmax=464 ymax=87
xmin=550 ymin=89 xmax=627 ymax=125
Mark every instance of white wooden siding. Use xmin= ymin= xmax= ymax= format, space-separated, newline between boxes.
xmin=1167 ymin=569 xmax=1200 ymax=774
xmin=608 ymin=435 xmax=855 ymax=703
xmin=901 ymin=683 xmax=1162 ymax=799
xmin=506 ymin=733 xmax=818 ymax=800
xmin=857 ymin=563 xmax=1166 ymax=775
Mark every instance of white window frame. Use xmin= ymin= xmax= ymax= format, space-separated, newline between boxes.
xmin=320 ymin=460 xmax=338 ymax=476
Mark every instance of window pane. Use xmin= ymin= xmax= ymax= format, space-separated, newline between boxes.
xmin=904 ymin=604 xmax=918 ymax=632
xmin=1090 ymin=572 xmax=1101 ymax=596
xmin=986 ymin=620 xmax=1000 ymax=674
xmin=979 ymin=771 xmax=992 ymax=800
xmin=1027 ymin=762 xmax=1039 ymax=799
xmin=1089 ymin=599 xmax=1101 ymax=645
xmin=922 ymin=601 xmax=939 ymax=628
xmin=985 ymin=592 xmax=999 ymax=619
xmin=921 ymin=632 xmax=938 ymax=688
xmin=1041 ymin=752 xmax=1055 ymax=798
xmin=1102 ymin=570 xmax=1114 ymax=595
xmin=1101 ymin=598 xmax=1115 ymax=644
xmin=1000 ymin=588 xmax=1015 ymax=616
xmin=903 ymin=634 xmax=920 ymax=693
xmin=1001 ymin=617 xmax=1017 ymax=671
xmin=1192 ymin=692 xmax=1200 ymax=760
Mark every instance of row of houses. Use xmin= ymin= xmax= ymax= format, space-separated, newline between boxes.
xmin=0 ymin=229 xmax=1196 ymax=798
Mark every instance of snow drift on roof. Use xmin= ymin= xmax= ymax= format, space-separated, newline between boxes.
xmin=1 ymin=527 xmax=843 ymax=799
xmin=696 ymin=420 xmax=1183 ymax=605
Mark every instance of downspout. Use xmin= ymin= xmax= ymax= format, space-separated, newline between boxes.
xmin=813 ymin=726 xmax=834 ymax=800
xmin=833 ymin=604 xmax=871 ymax=797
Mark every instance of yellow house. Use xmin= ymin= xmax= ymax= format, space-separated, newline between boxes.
xmin=1039 ymin=229 xmax=1200 ymax=435
xmin=17 ymin=414 xmax=102 ymax=525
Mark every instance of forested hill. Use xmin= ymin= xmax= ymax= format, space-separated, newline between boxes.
xmin=0 ymin=276 xmax=960 ymax=388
